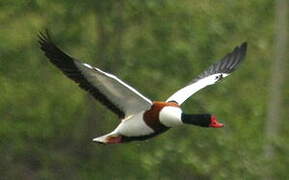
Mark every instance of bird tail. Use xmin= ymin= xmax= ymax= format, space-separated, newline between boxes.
xmin=92 ymin=133 xmax=122 ymax=144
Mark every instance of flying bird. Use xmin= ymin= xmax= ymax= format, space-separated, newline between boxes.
xmin=38 ymin=31 xmax=247 ymax=144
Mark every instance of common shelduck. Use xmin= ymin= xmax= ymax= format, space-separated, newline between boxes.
xmin=38 ymin=31 xmax=247 ymax=144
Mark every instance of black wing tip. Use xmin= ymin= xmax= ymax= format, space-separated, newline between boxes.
xmin=238 ymin=41 xmax=248 ymax=60
xmin=227 ymin=42 xmax=247 ymax=70
xmin=238 ymin=42 xmax=248 ymax=56
xmin=232 ymin=42 xmax=247 ymax=54
xmin=38 ymin=29 xmax=53 ymax=46
xmin=189 ymin=41 xmax=248 ymax=83
xmin=240 ymin=41 xmax=247 ymax=47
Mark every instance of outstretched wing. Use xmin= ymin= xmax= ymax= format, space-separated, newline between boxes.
xmin=38 ymin=31 xmax=152 ymax=119
xmin=166 ymin=42 xmax=247 ymax=105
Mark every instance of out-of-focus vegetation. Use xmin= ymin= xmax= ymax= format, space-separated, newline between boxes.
xmin=0 ymin=0 xmax=288 ymax=179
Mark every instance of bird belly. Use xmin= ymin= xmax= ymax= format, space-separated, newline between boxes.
xmin=114 ymin=111 xmax=154 ymax=137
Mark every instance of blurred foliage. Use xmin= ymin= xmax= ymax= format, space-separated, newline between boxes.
xmin=0 ymin=0 xmax=288 ymax=179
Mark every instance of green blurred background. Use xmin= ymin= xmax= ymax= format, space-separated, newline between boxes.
xmin=1 ymin=0 xmax=288 ymax=179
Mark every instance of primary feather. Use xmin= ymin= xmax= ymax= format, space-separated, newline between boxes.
xmin=166 ymin=42 xmax=247 ymax=105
